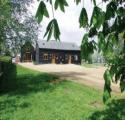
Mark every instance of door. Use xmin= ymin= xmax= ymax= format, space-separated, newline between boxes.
xmin=52 ymin=54 xmax=56 ymax=64
xmin=68 ymin=55 xmax=72 ymax=64
xmin=24 ymin=52 xmax=32 ymax=62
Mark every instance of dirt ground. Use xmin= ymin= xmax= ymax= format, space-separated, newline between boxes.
xmin=19 ymin=63 xmax=120 ymax=92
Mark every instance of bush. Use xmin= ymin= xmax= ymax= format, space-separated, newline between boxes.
xmin=0 ymin=56 xmax=17 ymax=92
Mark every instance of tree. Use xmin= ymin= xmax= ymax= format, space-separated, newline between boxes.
xmin=36 ymin=0 xmax=125 ymax=103
xmin=0 ymin=0 xmax=11 ymax=53
xmin=4 ymin=16 xmax=39 ymax=56
xmin=0 ymin=0 xmax=39 ymax=56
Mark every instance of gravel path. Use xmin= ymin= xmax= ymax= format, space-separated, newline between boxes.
xmin=19 ymin=63 xmax=120 ymax=92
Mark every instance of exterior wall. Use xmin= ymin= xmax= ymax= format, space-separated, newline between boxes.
xmin=38 ymin=49 xmax=81 ymax=64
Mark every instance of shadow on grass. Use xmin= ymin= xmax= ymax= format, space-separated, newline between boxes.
xmin=89 ymin=99 xmax=125 ymax=120
xmin=0 ymin=71 xmax=59 ymax=95
xmin=15 ymin=73 xmax=59 ymax=95
xmin=0 ymin=98 xmax=31 ymax=111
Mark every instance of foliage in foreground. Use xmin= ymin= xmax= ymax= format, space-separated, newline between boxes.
xmin=36 ymin=0 xmax=125 ymax=103
xmin=0 ymin=65 xmax=125 ymax=120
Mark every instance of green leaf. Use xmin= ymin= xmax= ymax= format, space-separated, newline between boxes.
xmin=47 ymin=23 xmax=53 ymax=41
xmin=64 ymin=0 xmax=68 ymax=6
xmin=109 ymin=65 xmax=117 ymax=82
xmin=54 ymin=0 xmax=68 ymax=12
xmin=44 ymin=20 xmax=54 ymax=41
xmin=81 ymin=33 xmax=88 ymax=45
xmin=53 ymin=19 xmax=61 ymax=41
xmin=115 ymin=68 xmax=121 ymax=83
xmin=44 ymin=7 xmax=49 ymax=18
xmin=103 ymin=69 xmax=112 ymax=103
xmin=90 ymin=6 xmax=105 ymax=29
xmin=103 ymin=88 xmax=111 ymax=103
xmin=55 ymin=0 xmax=58 ymax=10
xmin=35 ymin=1 xmax=49 ymax=24
xmin=117 ymin=7 xmax=125 ymax=18
xmin=105 ymin=1 xmax=117 ymax=20
xmin=98 ymin=32 xmax=106 ymax=52
xmin=79 ymin=8 xmax=88 ymax=28
xmin=104 ymin=69 xmax=112 ymax=90
xmin=44 ymin=19 xmax=60 ymax=41
xmin=91 ymin=0 xmax=96 ymax=6
xmin=35 ymin=2 xmax=43 ymax=24
xmin=74 ymin=0 xmax=81 ymax=5
xmin=88 ymin=27 xmax=97 ymax=37
xmin=81 ymin=34 xmax=89 ymax=60
xmin=108 ymin=33 xmax=118 ymax=45
xmin=120 ymin=80 xmax=125 ymax=92
xmin=102 ymin=21 xmax=110 ymax=36
xmin=46 ymin=0 xmax=52 ymax=4
xmin=81 ymin=34 xmax=96 ymax=61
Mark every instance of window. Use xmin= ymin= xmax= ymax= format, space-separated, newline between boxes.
xmin=43 ymin=53 xmax=48 ymax=60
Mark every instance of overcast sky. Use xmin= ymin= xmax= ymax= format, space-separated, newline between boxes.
xmin=29 ymin=0 xmax=106 ymax=45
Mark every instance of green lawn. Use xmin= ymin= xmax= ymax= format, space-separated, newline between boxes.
xmin=0 ymin=65 xmax=125 ymax=120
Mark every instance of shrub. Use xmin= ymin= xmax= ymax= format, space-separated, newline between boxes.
xmin=0 ymin=56 xmax=17 ymax=92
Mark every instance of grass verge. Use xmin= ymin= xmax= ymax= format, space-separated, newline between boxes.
xmin=0 ymin=65 xmax=125 ymax=120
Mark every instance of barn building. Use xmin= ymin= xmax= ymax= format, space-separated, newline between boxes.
xmin=21 ymin=40 xmax=81 ymax=64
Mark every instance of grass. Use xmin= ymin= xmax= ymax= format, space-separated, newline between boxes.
xmin=0 ymin=65 xmax=125 ymax=120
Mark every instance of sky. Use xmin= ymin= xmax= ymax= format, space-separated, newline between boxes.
xmin=29 ymin=0 xmax=106 ymax=46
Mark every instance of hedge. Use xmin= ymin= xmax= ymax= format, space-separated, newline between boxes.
xmin=0 ymin=56 xmax=17 ymax=92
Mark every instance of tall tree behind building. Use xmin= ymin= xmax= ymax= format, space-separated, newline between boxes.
xmin=0 ymin=0 xmax=39 ymax=56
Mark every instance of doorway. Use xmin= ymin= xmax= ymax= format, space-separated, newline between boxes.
xmin=23 ymin=52 xmax=32 ymax=62
xmin=68 ymin=55 xmax=72 ymax=64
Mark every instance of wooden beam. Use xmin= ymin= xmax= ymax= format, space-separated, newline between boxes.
xmin=52 ymin=54 xmax=56 ymax=64
xmin=68 ymin=55 xmax=72 ymax=64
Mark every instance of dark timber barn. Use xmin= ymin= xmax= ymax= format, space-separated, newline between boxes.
xmin=21 ymin=40 xmax=81 ymax=64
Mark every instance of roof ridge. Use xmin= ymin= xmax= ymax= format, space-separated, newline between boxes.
xmin=37 ymin=40 xmax=80 ymax=51
xmin=37 ymin=40 xmax=78 ymax=45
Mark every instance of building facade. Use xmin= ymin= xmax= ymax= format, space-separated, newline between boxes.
xmin=21 ymin=40 xmax=81 ymax=64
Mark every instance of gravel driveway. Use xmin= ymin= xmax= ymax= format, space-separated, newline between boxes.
xmin=19 ymin=63 xmax=120 ymax=92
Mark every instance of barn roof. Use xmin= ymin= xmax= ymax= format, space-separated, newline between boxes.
xmin=37 ymin=40 xmax=80 ymax=51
